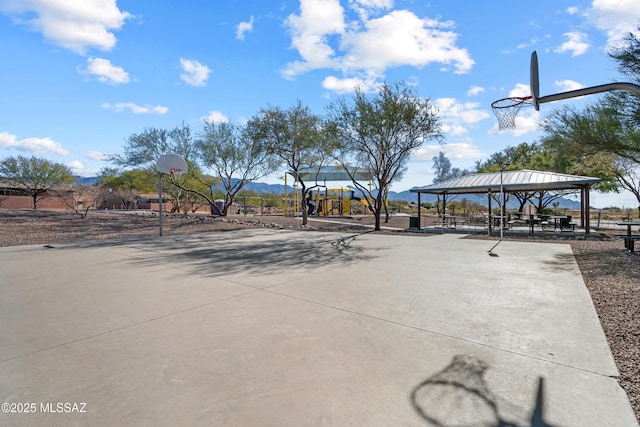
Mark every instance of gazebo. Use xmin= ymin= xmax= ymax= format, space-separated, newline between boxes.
xmin=409 ymin=170 xmax=602 ymax=234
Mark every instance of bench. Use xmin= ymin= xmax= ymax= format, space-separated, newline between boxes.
xmin=615 ymin=234 xmax=640 ymax=253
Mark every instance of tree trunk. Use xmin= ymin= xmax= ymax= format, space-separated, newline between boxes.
xmin=32 ymin=194 xmax=37 ymax=210
xmin=223 ymin=194 xmax=234 ymax=216
xmin=384 ymin=199 xmax=390 ymax=223
xmin=373 ymin=192 xmax=383 ymax=231
xmin=300 ymin=183 xmax=308 ymax=225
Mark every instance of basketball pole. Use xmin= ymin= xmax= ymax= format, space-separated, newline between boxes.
xmin=159 ymin=174 xmax=163 ymax=237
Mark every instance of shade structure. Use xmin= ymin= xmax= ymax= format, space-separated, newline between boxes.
xmin=409 ymin=170 xmax=601 ymax=195
xmin=409 ymin=170 xmax=601 ymax=235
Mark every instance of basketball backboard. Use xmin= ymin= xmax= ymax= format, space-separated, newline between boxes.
xmin=530 ymin=50 xmax=540 ymax=111
xmin=493 ymin=50 xmax=640 ymax=129
xmin=156 ymin=154 xmax=188 ymax=177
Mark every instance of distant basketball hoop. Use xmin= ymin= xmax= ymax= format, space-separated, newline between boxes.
xmin=156 ymin=154 xmax=188 ymax=178
xmin=155 ymin=154 xmax=188 ymax=237
xmin=491 ymin=96 xmax=533 ymax=130
xmin=169 ymin=167 xmax=184 ymax=180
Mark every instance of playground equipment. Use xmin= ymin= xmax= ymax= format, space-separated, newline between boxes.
xmin=314 ymin=187 xmax=352 ymax=216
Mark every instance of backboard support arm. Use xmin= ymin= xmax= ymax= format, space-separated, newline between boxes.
xmin=536 ymin=82 xmax=640 ymax=108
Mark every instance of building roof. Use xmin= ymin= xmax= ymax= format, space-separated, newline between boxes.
xmin=409 ymin=169 xmax=601 ymax=195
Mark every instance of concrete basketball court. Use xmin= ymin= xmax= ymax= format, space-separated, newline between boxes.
xmin=0 ymin=229 xmax=637 ymax=426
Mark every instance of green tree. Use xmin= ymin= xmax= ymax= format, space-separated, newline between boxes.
xmin=98 ymin=167 xmax=156 ymax=209
xmin=541 ymin=103 xmax=640 ymax=164
xmin=0 ymin=155 xmax=74 ymax=209
xmin=111 ymin=124 xmax=218 ymax=213
xmin=326 ymin=82 xmax=441 ymax=230
xmin=608 ymin=27 xmax=640 ymax=128
xmin=196 ymin=121 xmax=279 ymax=216
xmin=111 ymin=124 xmax=197 ymax=169
xmin=247 ymin=100 xmax=330 ymax=225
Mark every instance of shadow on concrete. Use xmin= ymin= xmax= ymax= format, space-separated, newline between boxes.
xmin=410 ymin=355 xmax=555 ymax=427
xmin=83 ymin=229 xmax=384 ymax=278
xmin=541 ymin=252 xmax=577 ymax=273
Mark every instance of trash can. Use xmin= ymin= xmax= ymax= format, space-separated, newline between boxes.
xmin=409 ymin=216 xmax=420 ymax=229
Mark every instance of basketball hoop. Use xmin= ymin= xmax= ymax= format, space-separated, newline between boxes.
xmin=169 ymin=168 xmax=184 ymax=180
xmin=491 ymin=96 xmax=532 ymax=130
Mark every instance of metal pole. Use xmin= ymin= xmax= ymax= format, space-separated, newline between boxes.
xmin=499 ymin=164 xmax=510 ymax=239
xmin=417 ymin=192 xmax=421 ymax=229
xmin=158 ymin=174 xmax=163 ymax=237
xmin=283 ymin=174 xmax=288 ymax=217
xmin=500 ymin=170 xmax=504 ymax=240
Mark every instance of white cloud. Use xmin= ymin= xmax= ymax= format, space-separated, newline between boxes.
xmin=467 ymin=86 xmax=485 ymax=96
xmin=86 ymin=150 xmax=108 ymax=160
xmin=0 ymin=0 xmax=132 ymax=54
xmin=0 ymin=131 xmax=69 ymax=155
xmin=342 ymin=11 xmax=473 ymax=74
xmin=236 ymin=16 xmax=254 ymax=40
xmin=67 ymin=160 xmax=84 ymax=174
xmin=102 ymin=102 xmax=168 ymax=114
xmin=508 ymin=83 xmax=533 ymax=98
xmin=554 ymin=31 xmax=590 ymax=56
xmin=554 ymin=79 xmax=584 ymax=91
xmin=201 ymin=111 xmax=229 ymax=123
xmin=82 ymin=57 xmax=129 ymax=84
xmin=413 ymin=142 xmax=485 ymax=162
xmin=283 ymin=0 xmax=346 ymax=78
xmin=567 ymin=6 xmax=579 ymax=15
xmin=321 ymin=74 xmax=381 ymax=93
xmin=179 ymin=58 xmax=211 ymax=87
xmin=434 ymin=97 xmax=491 ymax=136
xmin=283 ymin=0 xmax=474 ymax=88
xmin=587 ymin=0 xmax=640 ymax=46
xmin=349 ymin=0 xmax=393 ymax=21
xmin=517 ymin=37 xmax=539 ymax=50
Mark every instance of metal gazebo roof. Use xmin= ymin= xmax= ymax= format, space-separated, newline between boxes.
xmin=409 ymin=169 xmax=601 ymax=195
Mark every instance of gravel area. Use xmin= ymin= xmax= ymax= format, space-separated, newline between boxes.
xmin=0 ymin=209 xmax=638 ymax=420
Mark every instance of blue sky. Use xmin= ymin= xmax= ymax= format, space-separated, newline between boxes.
xmin=1 ymin=0 xmax=639 ymax=208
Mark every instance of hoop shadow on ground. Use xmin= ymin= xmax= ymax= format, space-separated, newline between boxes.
xmin=93 ymin=230 xmax=383 ymax=278
xmin=411 ymin=355 xmax=555 ymax=427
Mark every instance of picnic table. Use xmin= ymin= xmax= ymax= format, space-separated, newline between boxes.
xmin=545 ymin=215 xmax=576 ymax=232
xmin=441 ymin=215 xmax=463 ymax=229
xmin=615 ymin=221 xmax=640 ymax=253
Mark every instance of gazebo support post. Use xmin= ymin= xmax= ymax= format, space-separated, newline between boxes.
xmin=441 ymin=194 xmax=447 ymax=234
xmin=417 ymin=192 xmax=421 ymax=229
xmin=487 ymin=191 xmax=492 ymax=237
xmin=580 ymin=187 xmax=585 ymax=230
xmin=585 ymin=186 xmax=591 ymax=235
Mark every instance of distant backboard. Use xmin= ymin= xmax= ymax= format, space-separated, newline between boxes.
xmin=156 ymin=154 xmax=187 ymax=177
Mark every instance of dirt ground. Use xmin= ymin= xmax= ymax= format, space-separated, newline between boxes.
xmin=0 ymin=208 xmax=638 ymax=421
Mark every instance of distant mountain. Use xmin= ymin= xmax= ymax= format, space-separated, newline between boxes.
xmin=388 ymin=189 xmax=582 ymax=209
xmin=75 ymin=176 xmax=99 ymax=186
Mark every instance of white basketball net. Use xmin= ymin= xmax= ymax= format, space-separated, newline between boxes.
xmin=491 ymin=97 xmax=531 ymax=130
